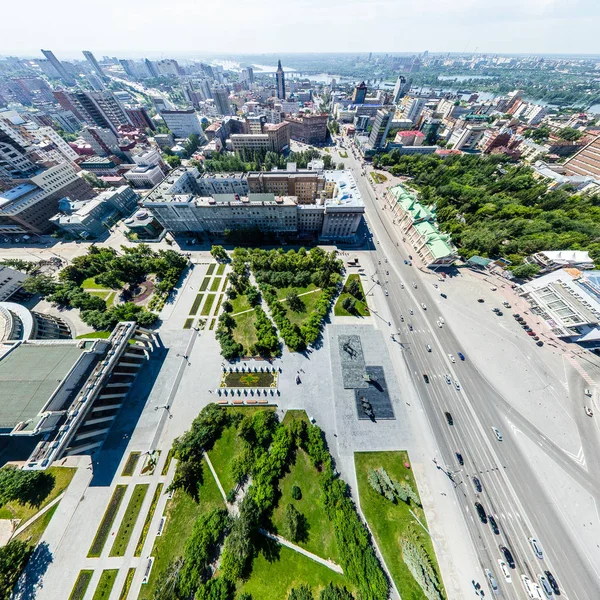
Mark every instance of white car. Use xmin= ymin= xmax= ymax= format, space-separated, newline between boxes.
xmin=454 ymin=380 xmax=460 ymax=390
xmin=529 ymin=537 xmax=544 ymax=559
xmin=426 ymin=344 xmax=432 ymax=352
xmin=400 ymin=283 xmax=404 ymax=289
xmin=485 ymin=569 xmax=499 ymax=595
xmin=584 ymin=388 xmax=592 ymax=396
xmin=538 ymin=574 xmax=553 ymax=598
xmin=413 ymin=282 xmax=417 ymax=289
xmin=497 ymin=559 xmax=511 ymax=583
xmin=492 ymin=427 xmax=503 ymax=441
xmin=421 ymin=303 xmax=427 ymax=310
xmin=448 ymin=354 xmax=456 ymax=363
xmin=437 ymin=321 xmax=442 ymax=328
xmin=384 ymin=289 xmax=389 ymax=296
xmin=445 ymin=374 xmax=451 ymax=384
xmin=439 ymin=317 xmax=445 ymax=324
xmin=521 ymin=575 xmax=544 ymax=600
xmin=585 ymin=406 xmax=593 ymax=417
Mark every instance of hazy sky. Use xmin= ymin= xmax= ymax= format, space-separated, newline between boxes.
xmin=2 ymin=0 xmax=599 ymax=58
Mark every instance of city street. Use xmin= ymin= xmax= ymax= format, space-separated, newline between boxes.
xmin=341 ymin=144 xmax=600 ymax=600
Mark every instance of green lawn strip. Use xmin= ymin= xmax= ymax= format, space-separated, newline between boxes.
xmin=183 ymin=318 xmax=194 ymax=329
xmin=232 ymin=309 xmax=258 ymax=351
xmin=82 ymin=277 xmax=113 ymax=290
xmin=14 ymin=504 xmax=58 ymax=547
xmin=190 ymin=293 xmax=204 ymax=315
xmin=135 ymin=483 xmax=164 ymax=557
xmin=236 ymin=542 xmax=350 ymax=599
xmin=210 ymin=277 xmax=222 ymax=292
xmin=121 ymin=452 xmax=141 ymax=476
xmin=138 ymin=459 xmax=224 ymax=600
xmin=275 ymin=283 xmax=317 ymax=300
xmin=334 ymin=274 xmax=370 ymax=317
xmin=199 ymin=276 xmax=211 ymax=291
xmin=0 ymin=466 xmax=76 ymax=523
xmin=354 ymin=451 xmax=446 ymax=599
xmin=207 ymin=425 xmax=244 ymax=496
xmin=230 ymin=293 xmax=251 ymax=314
xmin=92 ymin=569 xmax=119 ymax=600
xmin=88 ymin=485 xmax=127 ymax=557
xmin=69 ymin=570 xmax=94 ymax=600
xmin=282 ymin=409 xmax=311 ymax=426
xmin=214 ymin=294 xmax=223 ymax=315
xmin=271 ymin=449 xmax=339 ymax=563
xmin=110 ymin=484 xmax=150 ymax=557
xmin=76 ymin=331 xmax=112 ymax=339
xmin=88 ymin=290 xmax=110 ymax=300
xmin=282 ymin=288 xmax=324 ymax=327
xmin=118 ymin=568 xmax=136 ymax=600
xmin=207 ymin=264 xmax=216 ymax=275
xmin=216 ymin=263 xmax=226 ymax=275
xmin=209 ymin=318 xmax=216 ymax=330
xmin=106 ymin=291 xmax=116 ymax=306
xmin=200 ymin=293 xmax=216 ymax=316
xmin=161 ymin=448 xmax=174 ymax=476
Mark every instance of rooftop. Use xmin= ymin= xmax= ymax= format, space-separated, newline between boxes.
xmin=0 ymin=343 xmax=85 ymax=433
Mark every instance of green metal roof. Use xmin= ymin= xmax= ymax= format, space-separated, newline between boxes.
xmin=412 ymin=221 xmax=455 ymax=259
xmin=0 ymin=344 xmax=84 ymax=433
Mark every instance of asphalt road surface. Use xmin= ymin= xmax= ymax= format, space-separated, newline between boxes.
xmin=344 ymin=147 xmax=600 ymax=600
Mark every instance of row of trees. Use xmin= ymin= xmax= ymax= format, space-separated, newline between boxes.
xmin=376 ymin=153 xmax=600 ymax=268
xmin=289 ymin=584 xmax=354 ymax=600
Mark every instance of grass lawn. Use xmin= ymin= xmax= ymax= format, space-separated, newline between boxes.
xmin=135 ymin=483 xmax=164 ymax=557
xmin=334 ymin=274 xmax=370 ymax=317
xmin=92 ymin=569 xmax=119 ymax=600
xmin=122 ymin=452 xmax=141 ymax=477
xmin=232 ymin=309 xmax=258 ymax=351
xmin=106 ymin=291 xmax=116 ymax=306
xmin=190 ymin=293 xmax=204 ymax=315
xmin=82 ymin=277 xmax=111 ymax=290
xmin=15 ymin=504 xmax=58 ymax=547
xmin=207 ymin=264 xmax=216 ymax=275
xmin=271 ymin=449 xmax=339 ymax=563
xmin=88 ymin=485 xmax=127 ymax=558
xmin=370 ymin=171 xmax=388 ymax=184
xmin=282 ymin=289 xmax=324 ymax=327
xmin=200 ymin=293 xmax=216 ymax=316
xmin=110 ymin=484 xmax=149 ymax=556
xmin=88 ymin=290 xmax=110 ymax=300
xmin=76 ymin=331 xmax=112 ymax=339
xmin=207 ymin=425 xmax=243 ymax=496
xmin=118 ymin=568 xmax=135 ymax=600
xmin=138 ymin=459 xmax=225 ymax=600
xmin=282 ymin=410 xmax=311 ymax=426
xmin=184 ymin=318 xmax=194 ymax=329
xmin=210 ymin=277 xmax=222 ymax=292
xmin=354 ymin=451 xmax=446 ymax=600
xmin=69 ymin=570 xmax=94 ymax=600
xmin=199 ymin=276 xmax=211 ymax=291
xmin=339 ymin=150 xmax=348 ymax=158
xmin=274 ymin=284 xmax=317 ymax=300
xmin=0 ymin=466 xmax=75 ymax=523
xmin=222 ymin=371 xmax=276 ymax=388
xmin=237 ymin=543 xmax=350 ymax=600
xmin=230 ymin=293 xmax=251 ymax=314
xmin=209 ymin=318 xmax=216 ymax=330
xmin=216 ymin=263 xmax=226 ymax=276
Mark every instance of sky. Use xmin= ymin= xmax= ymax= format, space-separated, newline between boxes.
xmin=1 ymin=0 xmax=600 ymax=58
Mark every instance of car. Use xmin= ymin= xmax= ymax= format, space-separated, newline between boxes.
xmin=533 ymin=335 xmax=540 ymax=340
xmin=492 ymin=427 xmax=503 ymax=441
xmin=498 ymin=559 xmax=512 ymax=582
xmin=478 ymin=298 xmax=485 ymax=303
xmin=475 ymin=502 xmax=488 ymax=523
xmin=488 ymin=514 xmax=499 ymax=535
xmin=472 ymin=477 xmax=482 ymax=492
xmin=404 ymin=259 xmax=408 ymax=264
xmin=408 ymin=260 xmax=412 ymax=266
xmin=524 ymin=326 xmax=532 ymax=331
xmin=437 ymin=321 xmax=442 ymax=328
xmin=413 ymin=282 xmax=417 ymax=288
xmin=536 ymin=341 xmax=544 ymax=347
xmin=426 ymin=344 xmax=432 ymax=352
xmin=445 ymin=411 xmax=453 ymax=425
xmin=421 ymin=303 xmax=427 ymax=310
xmin=423 ymin=373 xmax=429 ymax=383
xmin=529 ymin=537 xmax=544 ymax=559
xmin=500 ymin=545 xmax=515 ymax=568
xmin=585 ymin=406 xmax=593 ymax=417
xmin=409 ymin=308 xmax=414 ymax=315
xmin=527 ymin=331 xmax=536 ymax=336
xmin=456 ymin=452 xmax=464 ymax=465
xmin=516 ymin=317 xmax=525 ymax=322
xmin=439 ymin=317 xmax=445 ymax=324
xmin=522 ymin=575 xmax=544 ymax=600
xmin=400 ymin=283 xmax=404 ymax=289
xmin=445 ymin=374 xmax=451 ymax=384
xmin=384 ymin=289 xmax=389 ymax=296
xmin=384 ymin=258 xmax=388 ymax=263
xmin=492 ymin=307 xmax=500 ymax=313
xmin=409 ymin=324 xmax=413 ymax=331
xmin=400 ymin=315 xmax=404 ymax=321
xmin=513 ymin=313 xmax=520 ymax=318
xmin=503 ymin=301 xmax=511 ymax=308
xmin=544 ymin=571 xmax=559 ymax=594
xmin=449 ymin=354 xmax=456 ymax=363
xmin=538 ymin=574 xmax=553 ymax=598
xmin=454 ymin=380 xmax=461 ymax=390
xmin=490 ymin=286 xmax=497 ymax=291
xmin=440 ymin=293 xmax=447 ymax=299
xmin=496 ymin=311 xmax=503 ymax=316
xmin=378 ymin=260 xmax=381 ymax=265
xmin=584 ymin=388 xmax=592 ymax=396
xmin=485 ymin=569 xmax=499 ymax=595
xmin=458 ymin=352 xmax=465 ymax=361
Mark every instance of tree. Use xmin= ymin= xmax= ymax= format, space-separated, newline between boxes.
xmin=342 ymin=296 xmax=355 ymax=313
xmin=165 ymin=155 xmax=181 ymax=168
xmin=284 ymin=504 xmax=307 ymax=543
xmin=246 ymin=286 xmax=261 ymax=307
xmin=210 ymin=245 xmax=229 ymax=262
xmin=288 ymin=585 xmax=314 ymax=600
xmin=557 ymin=127 xmax=583 ymax=142
xmin=0 ymin=540 xmax=32 ymax=600
xmin=286 ymin=291 xmax=304 ymax=312
xmin=511 ymin=263 xmax=540 ymax=279
xmin=319 ymin=584 xmax=354 ymax=600
xmin=291 ymin=485 xmax=302 ymax=500
xmin=0 ymin=466 xmax=55 ymax=508
xmin=22 ymin=274 xmax=57 ymax=297
xmin=222 ymin=300 xmax=233 ymax=313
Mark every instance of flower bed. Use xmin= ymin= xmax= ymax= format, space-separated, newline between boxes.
xmin=88 ymin=485 xmax=127 ymax=557
xmin=220 ymin=370 xmax=278 ymax=388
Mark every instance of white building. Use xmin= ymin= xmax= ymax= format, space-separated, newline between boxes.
xmin=159 ymin=109 xmax=206 ymax=139
xmin=448 ymin=124 xmax=486 ymax=151
xmin=124 ymin=164 xmax=165 ymax=189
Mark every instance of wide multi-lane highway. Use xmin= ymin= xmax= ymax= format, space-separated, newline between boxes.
xmin=341 ymin=146 xmax=600 ymax=599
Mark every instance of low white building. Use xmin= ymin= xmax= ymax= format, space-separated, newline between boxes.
xmin=124 ymin=164 xmax=165 ymax=189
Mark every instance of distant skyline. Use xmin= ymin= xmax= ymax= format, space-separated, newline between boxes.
xmin=1 ymin=0 xmax=600 ymax=57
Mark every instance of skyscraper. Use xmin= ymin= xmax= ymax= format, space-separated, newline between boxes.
xmin=276 ymin=60 xmax=285 ymax=100
xmin=82 ymin=51 xmax=109 ymax=82
xmin=57 ymin=91 xmax=132 ymax=134
xmin=392 ymin=75 xmax=410 ymax=103
xmin=351 ymin=82 xmax=367 ymax=104
xmin=40 ymin=50 xmax=75 ymax=86
xmin=213 ymin=85 xmax=232 ymax=116
xmin=368 ymin=109 xmax=393 ymax=149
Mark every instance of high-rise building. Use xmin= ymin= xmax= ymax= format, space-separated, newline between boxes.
xmin=212 ymin=85 xmax=232 ymax=116
xmin=276 ymin=60 xmax=286 ymax=100
xmin=368 ymin=109 xmax=393 ymax=149
xmin=82 ymin=51 xmax=109 ymax=82
xmin=392 ymin=76 xmax=410 ymax=103
xmin=119 ymin=59 xmax=138 ymax=79
xmin=284 ymin=114 xmax=329 ymax=144
xmin=242 ymin=67 xmax=254 ymax=85
xmin=351 ymin=82 xmax=368 ymax=104
xmin=125 ymin=106 xmax=155 ymax=131
xmin=145 ymin=58 xmax=159 ymax=78
xmin=40 ymin=49 xmax=75 ymax=86
xmin=64 ymin=91 xmax=132 ymax=135
xmin=159 ymin=109 xmax=206 ymax=138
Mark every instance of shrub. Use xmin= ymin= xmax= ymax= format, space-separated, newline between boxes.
xmin=400 ymin=536 xmax=444 ymax=600
xmin=291 ymin=485 xmax=302 ymax=500
xmin=319 ymin=584 xmax=354 ymax=600
xmin=288 ymin=585 xmax=314 ymax=600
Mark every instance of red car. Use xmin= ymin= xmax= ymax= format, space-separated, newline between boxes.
xmin=527 ymin=331 xmax=536 ymax=336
